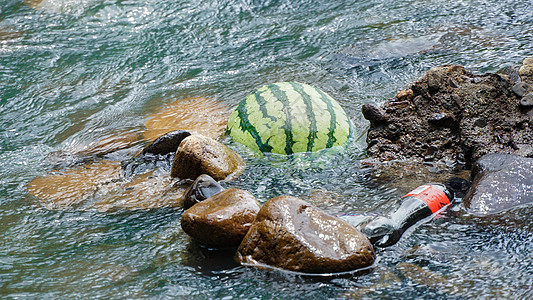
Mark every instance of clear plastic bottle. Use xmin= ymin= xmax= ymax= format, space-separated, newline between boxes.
xmin=361 ymin=183 xmax=454 ymax=247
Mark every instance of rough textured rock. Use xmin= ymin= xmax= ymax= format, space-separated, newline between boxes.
xmin=235 ymin=196 xmax=375 ymax=274
xmin=181 ymin=188 xmax=260 ymax=249
xmin=182 ymin=174 xmax=225 ymax=209
xmin=518 ymin=57 xmax=533 ymax=83
xmin=364 ymin=60 xmax=533 ymax=167
xmin=141 ymin=130 xmax=191 ymax=156
xmin=171 ymin=134 xmax=245 ymax=181
xmin=462 ymin=154 xmax=533 ymax=216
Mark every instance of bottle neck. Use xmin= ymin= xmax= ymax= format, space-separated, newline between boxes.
xmin=388 ymin=196 xmax=434 ymax=233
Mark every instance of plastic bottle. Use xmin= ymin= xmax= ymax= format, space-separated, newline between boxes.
xmin=360 ymin=183 xmax=454 ymax=248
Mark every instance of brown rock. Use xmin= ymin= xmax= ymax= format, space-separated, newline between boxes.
xmin=364 ymin=63 xmax=533 ymax=168
xmin=28 ymin=160 xmax=122 ymax=210
xmin=181 ymin=188 xmax=260 ymax=249
xmin=171 ymin=134 xmax=245 ymax=181
xmin=235 ymin=196 xmax=375 ymax=274
xmin=144 ymin=97 xmax=230 ymax=141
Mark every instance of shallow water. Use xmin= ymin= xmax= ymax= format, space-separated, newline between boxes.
xmin=1 ymin=0 xmax=532 ymax=298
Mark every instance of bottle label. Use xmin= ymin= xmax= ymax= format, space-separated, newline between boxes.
xmin=402 ymin=185 xmax=450 ymax=213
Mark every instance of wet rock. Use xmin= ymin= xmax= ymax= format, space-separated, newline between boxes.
xmin=512 ymin=82 xmax=529 ymax=97
xmin=171 ymin=135 xmax=245 ymax=181
xmin=520 ymin=92 xmax=533 ymax=107
xmin=182 ymin=174 xmax=225 ymax=209
xmin=364 ymin=64 xmax=533 ymax=166
xmin=92 ymin=171 xmax=184 ymax=212
xmin=235 ymin=196 xmax=375 ymax=274
xmin=181 ymin=188 xmax=260 ymax=249
xmin=28 ymin=160 xmax=123 ymax=210
xmin=428 ymin=113 xmax=457 ymax=128
xmin=361 ymin=103 xmax=388 ymax=126
xmin=144 ymin=97 xmax=230 ymax=141
xmin=141 ymin=130 xmax=191 ymax=156
xmin=463 ymin=154 xmax=533 ymax=216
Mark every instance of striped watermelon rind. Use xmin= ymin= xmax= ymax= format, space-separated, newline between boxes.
xmin=227 ymin=82 xmax=354 ymax=155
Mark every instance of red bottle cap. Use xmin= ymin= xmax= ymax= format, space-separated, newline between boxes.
xmin=402 ymin=185 xmax=451 ymax=213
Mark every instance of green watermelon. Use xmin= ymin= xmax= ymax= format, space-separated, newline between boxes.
xmin=227 ymin=82 xmax=353 ymax=155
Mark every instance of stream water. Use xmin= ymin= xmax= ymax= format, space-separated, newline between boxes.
xmin=1 ymin=0 xmax=532 ymax=298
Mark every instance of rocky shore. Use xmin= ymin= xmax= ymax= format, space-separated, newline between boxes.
xmin=362 ymin=57 xmax=533 ymax=215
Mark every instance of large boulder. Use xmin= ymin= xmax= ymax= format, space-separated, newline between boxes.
xmin=363 ymin=61 xmax=533 ymax=167
xmin=235 ymin=196 xmax=375 ymax=274
xmin=181 ymin=188 xmax=261 ymax=249
xmin=463 ymin=154 xmax=533 ymax=216
xmin=171 ymin=135 xmax=245 ymax=181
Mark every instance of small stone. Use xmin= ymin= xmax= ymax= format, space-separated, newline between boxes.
xmin=181 ymin=188 xmax=261 ymax=249
xmin=424 ymin=146 xmax=437 ymax=161
xmin=182 ymin=174 xmax=224 ymax=209
xmin=396 ymin=89 xmax=414 ymax=101
xmin=171 ymin=134 xmax=245 ymax=181
xmin=428 ymin=113 xmax=456 ymax=128
xmin=512 ymin=82 xmax=529 ymax=98
xmin=235 ymin=196 xmax=375 ymax=274
xmin=520 ymin=92 xmax=533 ymax=107
xmin=473 ymin=118 xmax=487 ymax=128
xmin=141 ymin=130 xmax=191 ymax=156
xmin=362 ymin=103 xmax=387 ymax=125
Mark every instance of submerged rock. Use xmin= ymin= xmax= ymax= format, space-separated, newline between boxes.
xmin=144 ymin=97 xmax=230 ymax=142
xmin=28 ymin=160 xmax=122 ymax=210
xmin=181 ymin=188 xmax=260 ymax=249
xmin=182 ymin=174 xmax=225 ymax=209
xmin=171 ymin=134 xmax=245 ymax=181
xmin=235 ymin=196 xmax=375 ymax=274
xmin=463 ymin=154 xmax=533 ymax=216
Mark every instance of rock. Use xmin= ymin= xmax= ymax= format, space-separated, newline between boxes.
xmin=144 ymin=97 xmax=230 ymax=141
xmin=235 ymin=196 xmax=375 ymax=274
xmin=181 ymin=188 xmax=260 ymax=249
xmin=363 ymin=64 xmax=533 ymax=166
xmin=396 ymin=89 xmax=414 ymax=101
xmin=76 ymin=131 xmax=142 ymax=157
xmin=171 ymin=134 xmax=245 ymax=181
xmin=428 ymin=113 xmax=457 ymax=128
xmin=28 ymin=160 xmax=122 ymax=210
xmin=520 ymin=92 xmax=533 ymax=107
xmin=141 ymin=130 xmax=191 ymax=156
xmin=29 ymin=160 xmax=186 ymax=211
xmin=92 ymin=171 xmax=184 ymax=212
xmin=361 ymin=103 xmax=388 ymax=126
xmin=182 ymin=174 xmax=225 ymax=209
xmin=463 ymin=154 xmax=533 ymax=216
xmin=519 ymin=57 xmax=533 ymax=83
xmin=512 ymin=82 xmax=529 ymax=97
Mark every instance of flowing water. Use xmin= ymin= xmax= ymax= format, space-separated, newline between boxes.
xmin=1 ymin=0 xmax=532 ymax=298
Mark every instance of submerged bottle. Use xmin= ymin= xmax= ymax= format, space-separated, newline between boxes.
xmin=361 ymin=183 xmax=454 ymax=248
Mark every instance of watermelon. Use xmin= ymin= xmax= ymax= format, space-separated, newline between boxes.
xmin=227 ymin=82 xmax=353 ymax=155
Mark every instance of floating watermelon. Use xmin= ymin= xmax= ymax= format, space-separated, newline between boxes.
xmin=227 ymin=82 xmax=353 ymax=155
